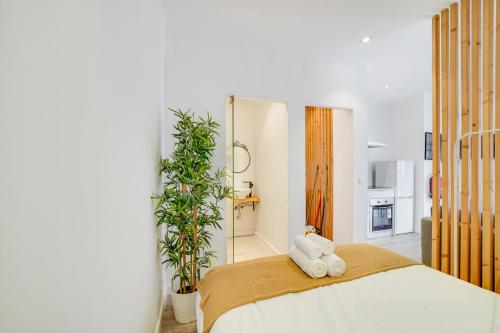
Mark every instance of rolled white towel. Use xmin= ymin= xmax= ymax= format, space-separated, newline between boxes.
xmin=321 ymin=253 xmax=346 ymax=277
xmin=306 ymin=233 xmax=335 ymax=255
xmin=289 ymin=246 xmax=327 ymax=279
xmin=295 ymin=235 xmax=322 ymax=259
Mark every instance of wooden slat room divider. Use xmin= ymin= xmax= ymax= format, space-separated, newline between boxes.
xmin=305 ymin=106 xmax=334 ymax=240
xmin=432 ymin=0 xmax=500 ymax=292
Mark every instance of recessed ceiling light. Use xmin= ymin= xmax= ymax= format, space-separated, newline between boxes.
xmin=384 ymin=85 xmax=391 ymax=89
xmin=361 ymin=36 xmax=371 ymax=44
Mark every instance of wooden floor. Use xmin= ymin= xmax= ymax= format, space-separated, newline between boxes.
xmin=160 ymin=297 xmax=197 ymax=333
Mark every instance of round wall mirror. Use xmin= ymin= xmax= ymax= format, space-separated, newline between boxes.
xmin=233 ymin=141 xmax=251 ymax=174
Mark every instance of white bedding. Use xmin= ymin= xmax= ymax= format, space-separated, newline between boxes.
xmin=196 ymin=265 xmax=500 ymax=333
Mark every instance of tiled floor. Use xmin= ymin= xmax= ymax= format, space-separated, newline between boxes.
xmin=366 ymin=232 xmax=422 ymax=262
xmin=226 ymin=235 xmax=278 ymax=263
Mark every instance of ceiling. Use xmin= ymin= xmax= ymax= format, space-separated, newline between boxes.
xmin=169 ymin=0 xmax=452 ymax=104
xmin=226 ymin=0 xmax=452 ymax=104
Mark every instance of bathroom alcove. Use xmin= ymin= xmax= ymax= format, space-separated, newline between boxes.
xmin=226 ymin=96 xmax=288 ymax=263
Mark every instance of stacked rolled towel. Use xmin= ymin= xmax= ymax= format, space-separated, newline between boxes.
xmin=294 ymin=235 xmax=322 ymax=259
xmin=289 ymin=246 xmax=327 ymax=279
xmin=321 ymin=252 xmax=346 ymax=277
xmin=289 ymin=233 xmax=346 ymax=279
xmin=306 ymin=233 xmax=335 ymax=255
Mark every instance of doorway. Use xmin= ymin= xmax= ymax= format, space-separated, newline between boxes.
xmin=305 ymin=106 xmax=354 ymax=243
xmin=226 ymin=96 xmax=288 ymax=263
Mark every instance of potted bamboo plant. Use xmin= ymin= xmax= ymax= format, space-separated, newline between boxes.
xmin=154 ymin=109 xmax=231 ymax=323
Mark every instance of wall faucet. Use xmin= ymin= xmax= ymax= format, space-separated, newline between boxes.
xmin=243 ymin=181 xmax=254 ymax=189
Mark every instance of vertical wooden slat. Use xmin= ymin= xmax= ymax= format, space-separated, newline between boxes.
xmin=495 ymin=0 xmax=500 ymax=293
xmin=482 ymin=0 xmax=494 ymax=290
xmin=326 ymin=109 xmax=334 ymax=240
xmin=318 ymin=108 xmax=323 ymax=230
xmin=432 ymin=14 xmax=442 ymax=270
xmin=331 ymin=110 xmax=334 ymax=240
xmin=450 ymin=2 xmax=459 ymax=276
xmin=320 ymin=108 xmax=324 ymax=230
xmin=312 ymin=108 xmax=315 ymax=226
xmin=314 ymin=108 xmax=318 ymax=227
xmin=470 ymin=0 xmax=481 ymax=286
xmin=441 ymin=8 xmax=451 ymax=274
xmin=460 ymin=0 xmax=471 ymax=282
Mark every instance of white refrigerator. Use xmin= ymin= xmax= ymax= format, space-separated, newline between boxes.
xmin=375 ymin=160 xmax=414 ymax=235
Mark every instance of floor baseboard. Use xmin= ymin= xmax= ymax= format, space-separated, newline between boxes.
xmin=154 ymin=291 xmax=168 ymax=333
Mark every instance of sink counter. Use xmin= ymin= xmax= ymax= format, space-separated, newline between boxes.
xmin=235 ymin=196 xmax=260 ymax=205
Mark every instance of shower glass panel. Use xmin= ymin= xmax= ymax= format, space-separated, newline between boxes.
xmin=231 ymin=97 xmax=235 ymax=264
xmin=227 ymin=96 xmax=235 ymax=264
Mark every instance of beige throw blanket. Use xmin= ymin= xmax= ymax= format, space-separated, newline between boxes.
xmin=198 ymin=244 xmax=419 ymax=333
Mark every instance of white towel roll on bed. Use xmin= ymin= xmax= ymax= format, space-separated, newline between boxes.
xmin=306 ymin=233 xmax=335 ymax=255
xmin=321 ymin=253 xmax=346 ymax=277
xmin=289 ymin=246 xmax=327 ymax=279
xmin=294 ymin=235 xmax=322 ymax=259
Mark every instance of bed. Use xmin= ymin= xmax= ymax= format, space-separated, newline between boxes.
xmin=196 ymin=244 xmax=500 ymax=333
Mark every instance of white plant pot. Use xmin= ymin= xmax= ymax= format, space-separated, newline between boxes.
xmin=171 ymin=287 xmax=198 ymax=323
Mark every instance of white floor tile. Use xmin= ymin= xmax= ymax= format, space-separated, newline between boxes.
xmin=227 ymin=235 xmax=278 ymax=263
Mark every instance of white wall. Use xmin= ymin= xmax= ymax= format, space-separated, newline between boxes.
xmin=163 ymin=2 xmax=370 ymax=265
xmin=0 ymin=1 xmax=166 ymax=332
xmin=333 ymin=109 xmax=354 ymax=244
xmin=254 ymin=102 xmax=288 ymax=253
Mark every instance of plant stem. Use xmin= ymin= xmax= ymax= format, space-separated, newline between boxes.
xmin=181 ymin=184 xmax=187 ymax=294
xmin=191 ymin=208 xmax=198 ymax=291
xmin=182 ymin=237 xmax=186 ymax=293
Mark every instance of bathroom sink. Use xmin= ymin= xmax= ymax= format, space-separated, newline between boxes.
xmin=234 ymin=187 xmax=252 ymax=198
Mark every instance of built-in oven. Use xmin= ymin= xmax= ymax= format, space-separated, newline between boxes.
xmin=367 ymin=197 xmax=394 ymax=239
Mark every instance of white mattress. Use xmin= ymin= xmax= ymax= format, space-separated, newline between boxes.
xmin=196 ymin=265 xmax=500 ymax=333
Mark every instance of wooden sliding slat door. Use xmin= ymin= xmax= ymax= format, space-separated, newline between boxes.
xmin=432 ymin=0 xmax=500 ymax=293
xmin=305 ymin=106 xmax=334 ymax=240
